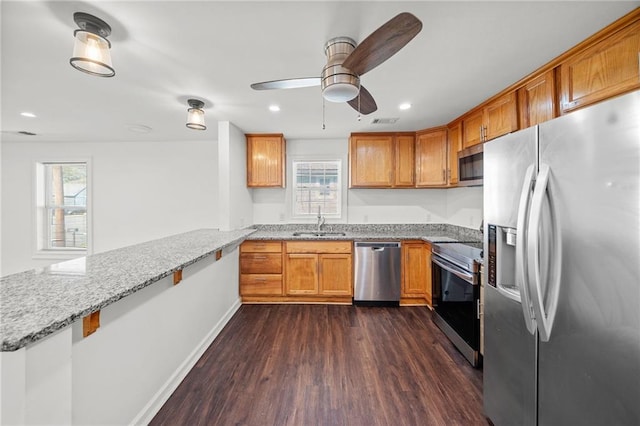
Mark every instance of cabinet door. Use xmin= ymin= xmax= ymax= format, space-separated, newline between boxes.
xmin=484 ymin=91 xmax=518 ymax=141
xmin=318 ymin=254 xmax=352 ymax=296
xmin=447 ymin=121 xmax=462 ymax=186
xmin=394 ymin=135 xmax=415 ymax=187
xmin=285 ymin=254 xmax=318 ymax=295
xmin=518 ymin=70 xmax=557 ymax=128
xmin=462 ymin=110 xmax=484 ymax=148
xmin=415 ymin=129 xmax=447 ymax=187
xmin=402 ymin=242 xmax=428 ymax=297
xmin=349 ymin=135 xmax=394 ymax=187
xmin=559 ymin=21 xmax=640 ymax=114
xmin=424 ymin=245 xmax=432 ymax=307
xmin=246 ymin=134 xmax=285 ymax=187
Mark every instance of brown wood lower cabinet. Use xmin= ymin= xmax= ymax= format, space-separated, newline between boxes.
xmin=239 ymin=241 xmax=283 ymax=298
xmin=401 ymin=240 xmax=432 ymax=307
xmin=240 ymin=240 xmax=352 ymax=304
xmin=241 ymin=239 xmax=436 ymax=307
xmin=285 ymin=241 xmax=352 ymax=302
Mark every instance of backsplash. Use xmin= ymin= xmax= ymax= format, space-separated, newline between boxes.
xmin=251 ymin=223 xmax=482 ymax=242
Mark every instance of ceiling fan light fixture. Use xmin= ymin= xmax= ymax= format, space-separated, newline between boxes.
xmin=321 ymin=37 xmax=360 ymax=103
xmin=69 ymin=12 xmax=115 ymax=77
xmin=322 ymin=82 xmax=360 ymax=103
xmin=186 ymin=99 xmax=206 ymax=130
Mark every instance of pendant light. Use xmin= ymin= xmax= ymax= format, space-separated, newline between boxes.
xmin=69 ymin=12 xmax=115 ymax=77
xmin=186 ymin=99 xmax=206 ymax=130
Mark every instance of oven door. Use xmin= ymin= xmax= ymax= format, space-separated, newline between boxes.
xmin=432 ymin=253 xmax=480 ymax=351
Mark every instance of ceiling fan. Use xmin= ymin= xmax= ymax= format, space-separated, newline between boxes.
xmin=250 ymin=12 xmax=422 ymax=115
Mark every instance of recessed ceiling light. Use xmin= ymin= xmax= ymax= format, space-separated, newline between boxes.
xmin=269 ymin=105 xmax=280 ymax=112
xmin=399 ymin=103 xmax=412 ymax=110
xmin=20 ymin=112 xmax=37 ymax=118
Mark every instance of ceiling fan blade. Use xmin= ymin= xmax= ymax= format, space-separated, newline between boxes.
xmin=343 ymin=12 xmax=422 ymax=76
xmin=347 ymin=85 xmax=377 ymax=115
xmin=250 ymin=77 xmax=320 ymax=90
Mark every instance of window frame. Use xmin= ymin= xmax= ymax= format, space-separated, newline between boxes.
xmin=33 ymin=158 xmax=92 ymax=260
xmin=290 ymin=159 xmax=342 ymax=220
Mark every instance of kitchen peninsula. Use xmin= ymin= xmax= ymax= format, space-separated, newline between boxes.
xmin=0 ymin=228 xmax=253 ymax=425
xmin=0 ymin=223 xmax=480 ymax=425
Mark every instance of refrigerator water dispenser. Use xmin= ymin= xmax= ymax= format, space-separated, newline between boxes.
xmin=488 ymin=224 xmax=520 ymax=302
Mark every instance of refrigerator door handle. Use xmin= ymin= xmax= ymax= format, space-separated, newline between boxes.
xmin=514 ymin=164 xmax=537 ymax=335
xmin=527 ymin=163 xmax=562 ymax=342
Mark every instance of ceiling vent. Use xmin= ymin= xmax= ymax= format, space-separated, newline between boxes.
xmin=371 ymin=117 xmax=399 ymax=124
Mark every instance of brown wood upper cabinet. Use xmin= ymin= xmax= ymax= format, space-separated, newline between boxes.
xmin=446 ymin=121 xmax=462 ymax=186
xmin=518 ymin=69 xmax=557 ymax=128
xmin=463 ymin=91 xmax=518 ymax=148
xmin=415 ymin=128 xmax=448 ymax=187
xmin=246 ymin=133 xmax=286 ymax=188
xmin=349 ymin=133 xmax=415 ymax=188
xmin=559 ymin=19 xmax=640 ymax=114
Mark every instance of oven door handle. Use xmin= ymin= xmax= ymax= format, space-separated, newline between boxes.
xmin=432 ymin=256 xmax=476 ymax=285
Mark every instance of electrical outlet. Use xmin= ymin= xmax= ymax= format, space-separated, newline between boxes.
xmin=426 ymin=213 xmax=432 ymax=222
xmin=279 ymin=213 xmax=285 ymax=222
xmin=363 ymin=215 xmax=369 ymax=223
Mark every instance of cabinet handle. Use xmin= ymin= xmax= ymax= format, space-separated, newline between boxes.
xmin=442 ymin=169 xmax=445 ymax=182
xmin=253 ymin=256 xmax=267 ymax=260
xmin=255 ymin=278 xmax=267 ymax=282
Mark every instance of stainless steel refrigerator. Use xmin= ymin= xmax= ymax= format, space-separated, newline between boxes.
xmin=483 ymin=90 xmax=640 ymax=425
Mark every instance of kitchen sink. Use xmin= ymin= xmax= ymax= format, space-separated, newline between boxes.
xmin=292 ymin=231 xmax=347 ymax=237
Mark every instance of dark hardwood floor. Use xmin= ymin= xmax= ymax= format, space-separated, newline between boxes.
xmin=150 ymin=305 xmax=487 ymax=426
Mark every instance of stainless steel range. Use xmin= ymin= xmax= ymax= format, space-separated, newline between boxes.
xmin=431 ymin=241 xmax=483 ymax=367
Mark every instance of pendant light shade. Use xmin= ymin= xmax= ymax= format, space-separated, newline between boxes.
xmin=69 ymin=12 xmax=115 ymax=77
xmin=186 ymin=99 xmax=206 ymax=130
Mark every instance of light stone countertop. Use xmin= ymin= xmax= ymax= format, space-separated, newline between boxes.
xmin=0 ymin=228 xmax=255 ymax=352
xmin=1 ymin=223 xmax=481 ymax=352
xmin=247 ymin=223 xmax=482 ymax=243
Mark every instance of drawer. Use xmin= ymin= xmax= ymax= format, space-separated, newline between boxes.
xmin=240 ymin=253 xmax=282 ymax=274
xmin=285 ymin=241 xmax=352 ymax=254
xmin=240 ymin=274 xmax=283 ymax=296
xmin=241 ymin=241 xmax=282 ymax=253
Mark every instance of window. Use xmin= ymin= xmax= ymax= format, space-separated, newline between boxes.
xmin=292 ymin=160 xmax=341 ymax=218
xmin=36 ymin=162 xmax=88 ymax=254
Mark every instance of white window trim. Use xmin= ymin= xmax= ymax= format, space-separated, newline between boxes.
xmin=290 ymin=158 xmax=343 ymax=220
xmin=32 ymin=157 xmax=93 ymax=260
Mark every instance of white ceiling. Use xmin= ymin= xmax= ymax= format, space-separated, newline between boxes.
xmin=1 ymin=1 xmax=638 ymax=143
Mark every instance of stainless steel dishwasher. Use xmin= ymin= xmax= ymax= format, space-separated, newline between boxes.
xmin=354 ymin=242 xmax=401 ymax=305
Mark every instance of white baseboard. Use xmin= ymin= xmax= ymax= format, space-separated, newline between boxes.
xmin=130 ymin=298 xmax=242 ymax=425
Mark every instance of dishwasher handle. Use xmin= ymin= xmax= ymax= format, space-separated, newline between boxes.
xmin=355 ymin=242 xmax=401 ymax=250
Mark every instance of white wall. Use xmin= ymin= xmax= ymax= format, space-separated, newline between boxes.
xmin=252 ymin=137 xmax=484 ymax=228
xmin=446 ymin=186 xmax=484 ymax=228
xmin=218 ymin=121 xmax=253 ymax=230
xmin=1 ymin=140 xmax=218 ymax=276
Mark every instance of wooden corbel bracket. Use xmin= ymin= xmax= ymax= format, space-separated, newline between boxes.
xmin=83 ymin=310 xmax=101 ymax=337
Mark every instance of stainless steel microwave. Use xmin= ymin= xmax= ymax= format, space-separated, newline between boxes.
xmin=458 ymin=144 xmax=483 ymax=186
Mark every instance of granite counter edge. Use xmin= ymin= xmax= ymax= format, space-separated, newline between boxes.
xmin=1 ymin=230 xmax=255 ymax=352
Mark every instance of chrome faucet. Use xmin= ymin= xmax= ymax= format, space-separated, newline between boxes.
xmin=316 ymin=205 xmax=326 ymax=232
